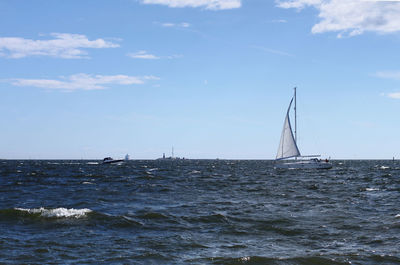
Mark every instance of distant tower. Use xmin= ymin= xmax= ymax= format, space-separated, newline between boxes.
xmin=163 ymin=153 xmax=165 ymax=159
xmin=125 ymin=154 xmax=130 ymax=161
xmin=172 ymin=146 xmax=174 ymax=158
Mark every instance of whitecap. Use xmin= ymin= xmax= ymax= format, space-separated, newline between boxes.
xmin=380 ymin=166 xmax=389 ymax=169
xmin=15 ymin=207 xmax=92 ymax=218
xmin=366 ymin=188 xmax=379 ymax=191
xmin=86 ymin=162 xmax=99 ymax=165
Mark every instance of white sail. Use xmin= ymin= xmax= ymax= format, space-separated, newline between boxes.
xmin=276 ymin=98 xmax=301 ymax=160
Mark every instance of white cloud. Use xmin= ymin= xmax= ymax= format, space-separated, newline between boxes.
xmin=375 ymin=70 xmax=400 ymax=99
xmin=141 ymin=0 xmax=241 ymax=10
xmin=165 ymin=54 xmax=183 ymax=59
xmin=127 ymin=50 xmax=160 ymax=59
xmin=375 ymin=71 xmax=400 ymax=80
xmin=0 ymin=33 xmax=119 ymax=59
xmin=127 ymin=50 xmax=182 ymax=60
xmin=387 ymin=92 xmax=400 ymax=99
xmin=180 ymin=22 xmax=191 ymax=28
xmin=162 ymin=23 xmax=176 ymax=27
xmin=7 ymin=74 xmax=159 ymax=91
xmin=277 ymin=0 xmax=321 ymax=9
xmin=276 ymin=0 xmax=400 ymax=37
xmin=271 ymin=19 xmax=288 ymax=23
xmin=161 ymin=22 xmax=191 ymax=28
xmin=251 ymin=45 xmax=294 ymax=57
xmin=353 ymin=121 xmax=376 ymax=128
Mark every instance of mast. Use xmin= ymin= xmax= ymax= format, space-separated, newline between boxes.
xmin=294 ymin=87 xmax=297 ymax=160
xmin=294 ymin=87 xmax=297 ymax=143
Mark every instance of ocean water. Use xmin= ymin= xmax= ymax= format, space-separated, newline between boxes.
xmin=1 ymin=159 xmax=400 ymax=264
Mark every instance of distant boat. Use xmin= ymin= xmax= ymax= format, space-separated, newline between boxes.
xmin=157 ymin=147 xmax=182 ymax=160
xmin=275 ymin=87 xmax=332 ymax=169
xmin=102 ymin=157 xmax=124 ymax=164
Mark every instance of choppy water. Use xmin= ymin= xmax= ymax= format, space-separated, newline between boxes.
xmin=1 ymin=160 xmax=400 ymax=264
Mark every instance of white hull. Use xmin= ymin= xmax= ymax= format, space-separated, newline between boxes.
xmin=275 ymin=160 xmax=332 ymax=169
xmin=102 ymin=160 xmax=123 ymax=164
xmin=102 ymin=157 xmax=124 ymax=164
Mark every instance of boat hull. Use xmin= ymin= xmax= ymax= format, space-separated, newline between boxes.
xmin=275 ymin=160 xmax=332 ymax=169
xmin=102 ymin=159 xmax=124 ymax=164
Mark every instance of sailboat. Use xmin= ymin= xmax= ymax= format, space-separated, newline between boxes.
xmin=275 ymin=87 xmax=332 ymax=169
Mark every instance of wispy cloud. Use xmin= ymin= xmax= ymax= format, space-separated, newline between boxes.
xmin=251 ymin=45 xmax=294 ymax=57
xmin=6 ymin=74 xmax=159 ymax=91
xmin=271 ymin=19 xmax=288 ymax=23
xmin=375 ymin=70 xmax=400 ymax=99
xmin=141 ymin=0 xmax=241 ymax=10
xmin=276 ymin=0 xmax=400 ymax=37
xmin=161 ymin=22 xmax=191 ymax=28
xmin=387 ymin=92 xmax=400 ymax=99
xmin=0 ymin=33 xmax=119 ymax=59
xmin=375 ymin=71 xmax=400 ymax=80
xmin=127 ymin=50 xmax=160 ymax=60
xmin=127 ymin=50 xmax=182 ymax=60
xmin=353 ymin=121 xmax=376 ymax=128
xmin=381 ymin=91 xmax=400 ymax=99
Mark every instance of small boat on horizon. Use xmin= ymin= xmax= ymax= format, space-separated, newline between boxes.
xmin=157 ymin=147 xmax=183 ymax=160
xmin=102 ymin=157 xmax=124 ymax=164
xmin=102 ymin=154 xmax=130 ymax=164
xmin=275 ymin=87 xmax=332 ymax=169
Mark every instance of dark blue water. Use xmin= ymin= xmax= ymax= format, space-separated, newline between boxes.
xmin=1 ymin=160 xmax=400 ymax=264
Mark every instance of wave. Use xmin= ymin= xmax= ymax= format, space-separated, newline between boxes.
xmin=14 ymin=207 xmax=92 ymax=218
xmin=192 ymin=255 xmax=351 ymax=264
xmin=136 ymin=212 xmax=169 ymax=220
xmin=0 ymin=208 xmax=143 ymax=228
xmin=82 ymin=181 xmax=93 ymax=185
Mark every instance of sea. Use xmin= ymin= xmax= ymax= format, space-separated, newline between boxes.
xmin=1 ymin=159 xmax=400 ymax=264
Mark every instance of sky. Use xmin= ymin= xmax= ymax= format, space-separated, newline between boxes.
xmin=1 ymin=0 xmax=400 ymax=160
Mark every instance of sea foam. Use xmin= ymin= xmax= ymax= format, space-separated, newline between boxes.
xmin=15 ymin=207 xmax=92 ymax=218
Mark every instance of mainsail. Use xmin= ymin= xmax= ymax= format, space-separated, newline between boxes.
xmin=276 ymin=97 xmax=301 ymax=160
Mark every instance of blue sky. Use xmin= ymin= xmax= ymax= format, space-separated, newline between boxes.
xmin=1 ymin=0 xmax=400 ymax=159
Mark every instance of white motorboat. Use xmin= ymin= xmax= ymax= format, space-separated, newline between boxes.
xmin=102 ymin=157 xmax=124 ymax=164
